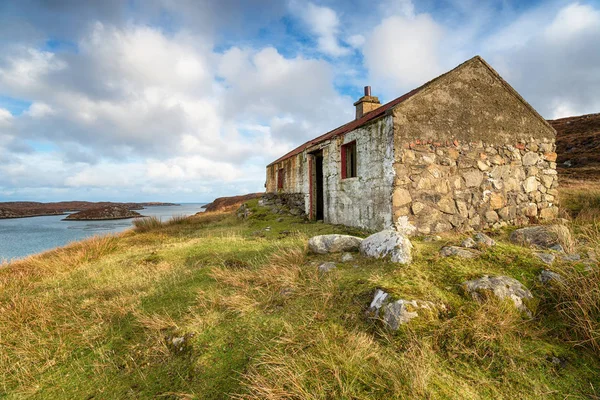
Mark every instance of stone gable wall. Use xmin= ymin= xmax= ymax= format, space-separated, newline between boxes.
xmin=392 ymin=138 xmax=559 ymax=234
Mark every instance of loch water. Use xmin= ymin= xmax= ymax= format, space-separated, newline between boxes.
xmin=0 ymin=203 xmax=206 ymax=262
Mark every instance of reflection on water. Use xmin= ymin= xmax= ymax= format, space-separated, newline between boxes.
xmin=67 ymin=222 xmax=132 ymax=231
xmin=0 ymin=203 xmax=205 ymax=261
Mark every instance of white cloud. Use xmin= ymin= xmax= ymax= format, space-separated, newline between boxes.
xmin=0 ymin=107 xmax=12 ymax=125
xmin=486 ymin=2 xmax=600 ymax=118
xmin=25 ymin=102 xmax=54 ymax=118
xmin=346 ymin=34 xmax=365 ymax=48
xmin=363 ymin=13 xmax=444 ymax=93
xmin=294 ymin=2 xmax=350 ymax=57
xmin=0 ymin=17 xmax=355 ymax=201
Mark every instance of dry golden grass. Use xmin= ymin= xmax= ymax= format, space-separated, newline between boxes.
xmin=548 ymin=265 xmax=600 ymax=355
xmin=0 ymin=234 xmax=120 ymax=285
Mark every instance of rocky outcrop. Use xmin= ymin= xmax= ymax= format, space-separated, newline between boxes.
xmin=64 ymin=206 xmax=144 ymax=220
xmin=510 ymin=225 xmax=572 ymax=250
xmin=462 ymin=275 xmax=534 ymax=316
xmin=359 ymin=229 xmax=412 ymax=264
xmin=367 ymin=289 xmax=437 ymax=330
xmin=308 ymin=234 xmax=363 ymax=254
xmin=202 ymin=193 xmax=264 ymax=213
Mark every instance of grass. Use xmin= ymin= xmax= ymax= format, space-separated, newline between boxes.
xmin=1 ymin=193 xmax=600 ymax=399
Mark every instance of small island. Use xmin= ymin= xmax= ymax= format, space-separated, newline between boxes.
xmin=63 ymin=205 xmax=145 ymax=221
xmin=0 ymin=201 xmax=177 ymax=219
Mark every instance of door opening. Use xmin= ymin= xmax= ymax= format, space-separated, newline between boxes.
xmin=314 ymin=151 xmax=324 ymax=221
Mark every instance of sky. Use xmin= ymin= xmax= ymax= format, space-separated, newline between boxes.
xmin=0 ymin=0 xmax=599 ymax=203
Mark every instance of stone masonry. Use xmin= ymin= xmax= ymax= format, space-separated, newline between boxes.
xmin=393 ymin=138 xmax=558 ymax=234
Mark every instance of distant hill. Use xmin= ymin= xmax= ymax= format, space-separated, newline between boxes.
xmin=549 ymin=112 xmax=600 ymax=185
xmin=201 ymin=193 xmax=264 ymax=213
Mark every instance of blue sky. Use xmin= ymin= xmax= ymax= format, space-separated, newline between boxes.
xmin=0 ymin=0 xmax=599 ymax=202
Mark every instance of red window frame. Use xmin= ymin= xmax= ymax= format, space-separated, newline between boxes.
xmin=341 ymin=141 xmax=357 ymax=179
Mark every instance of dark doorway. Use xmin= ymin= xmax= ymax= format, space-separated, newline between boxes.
xmin=314 ymin=151 xmax=324 ymax=221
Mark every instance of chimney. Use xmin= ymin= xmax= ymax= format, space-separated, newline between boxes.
xmin=353 ymin=86 xmax=381 ymax=119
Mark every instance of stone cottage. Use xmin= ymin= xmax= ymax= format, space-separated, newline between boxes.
xmin=265 ymin=56 xmax=558 ymax=234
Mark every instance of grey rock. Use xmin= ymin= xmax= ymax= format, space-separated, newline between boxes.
xmin=367 ymin=290 xmax=435 ymax=330
xmin=383 ymin=300 xmax=421 ymax=330
xmin=522 ymin=152 xmax=540 ymax=166
xmin=308 ymin=234 xmax=363 ymax=254
xmin=368 ymin=289 xmax=389 ymax=314
xmin=318 ymin=262 xmax=336 ymax=273
xmin=534 ymin=252 xmax=555 ymax=265
xmin=462 ymin=170 xmax=484 ymax=188
xmin=462 ymin=275 xmax=534 ymax=316
xmin=560 ymin=253 xmax=581 ymax=262
xmin=341 ymin=253 xmax=354 ymax=262
xmin=165 ymin=333 xmax=195 ymax=353
xmin=550 ymin=244 xmax=565 ymax=252
xmin=360 ymin=229 xmax=412 ymax=264
xmin=538 ymin=269 xmax=564 ymax=285
xmin=461 ymin=237 xmax=477 ymax=248
xmin=510 ymin=225 xmax=572 ymax=250
xmin=440 ymin=246 xmax=479 ymax=259
xmin=474 ymin=232 xmax=496 ymax=247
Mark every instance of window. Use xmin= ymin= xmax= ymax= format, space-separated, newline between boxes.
xmin=341 ymin=141 xmax=357 ymax=179
xmin=277 ymin=168 xmax=285 ymax=190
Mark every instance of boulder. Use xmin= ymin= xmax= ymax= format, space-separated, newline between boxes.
xmin=538 ymin=269 xmax=564 ymax=285
xmin=439 ymin=246 xmax=479 ymax=259
xmin=318 ymin=262 xmax=336 ymax=273
xmin=341 ymin=253 xmax=354 ymax=262
xmin=368 ymin=289 xmax=389 ymax=313
xmin=509 ymin=225 xmax=572 ymax=250
xmin=534 ymin=252 xmax=555 ymax=265
xmin=462 ymin=275 xmax=534 ymax=316
xmin=359 ymin=229 xmax=412 ymax=264
xmin=367 ymin=289 xmax=435 ymax=330
xmin=560 ymin=253 xmax=581 ymax=262
xmin=474 ymin=232 xmax=496 ymax=247
xmin=461 ymin=237 xmax=477 ymax=248
xmin=308 ymin=234 xmax=363 ymax=254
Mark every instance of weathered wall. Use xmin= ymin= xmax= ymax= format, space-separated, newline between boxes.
xmin=266 ymin=153 xmax=306 ymax=194
xmin=266 ymin=115 xmax=395 ymax=231
xmin=391 ymin=58 xmax=558 ymax=234
xmin=322 ymin=116 xmax=395 ymax=230
xmin=392 ymin=58 xmax=553 ymax=145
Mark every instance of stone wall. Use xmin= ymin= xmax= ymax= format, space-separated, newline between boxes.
xmin=322 ymin=116 xmax=395 ymax=230
xmin=260 ymin=192 xmax=305 ymax=216
xmin=392 ymin=138 xmax=559 ymax=234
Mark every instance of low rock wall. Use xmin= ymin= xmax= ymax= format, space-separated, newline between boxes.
xmin=260 ymin=193 xmax=306 ymax=216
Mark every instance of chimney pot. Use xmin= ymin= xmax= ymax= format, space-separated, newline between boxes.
xmin=364 ymin=86 xmax=371 ymax=96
